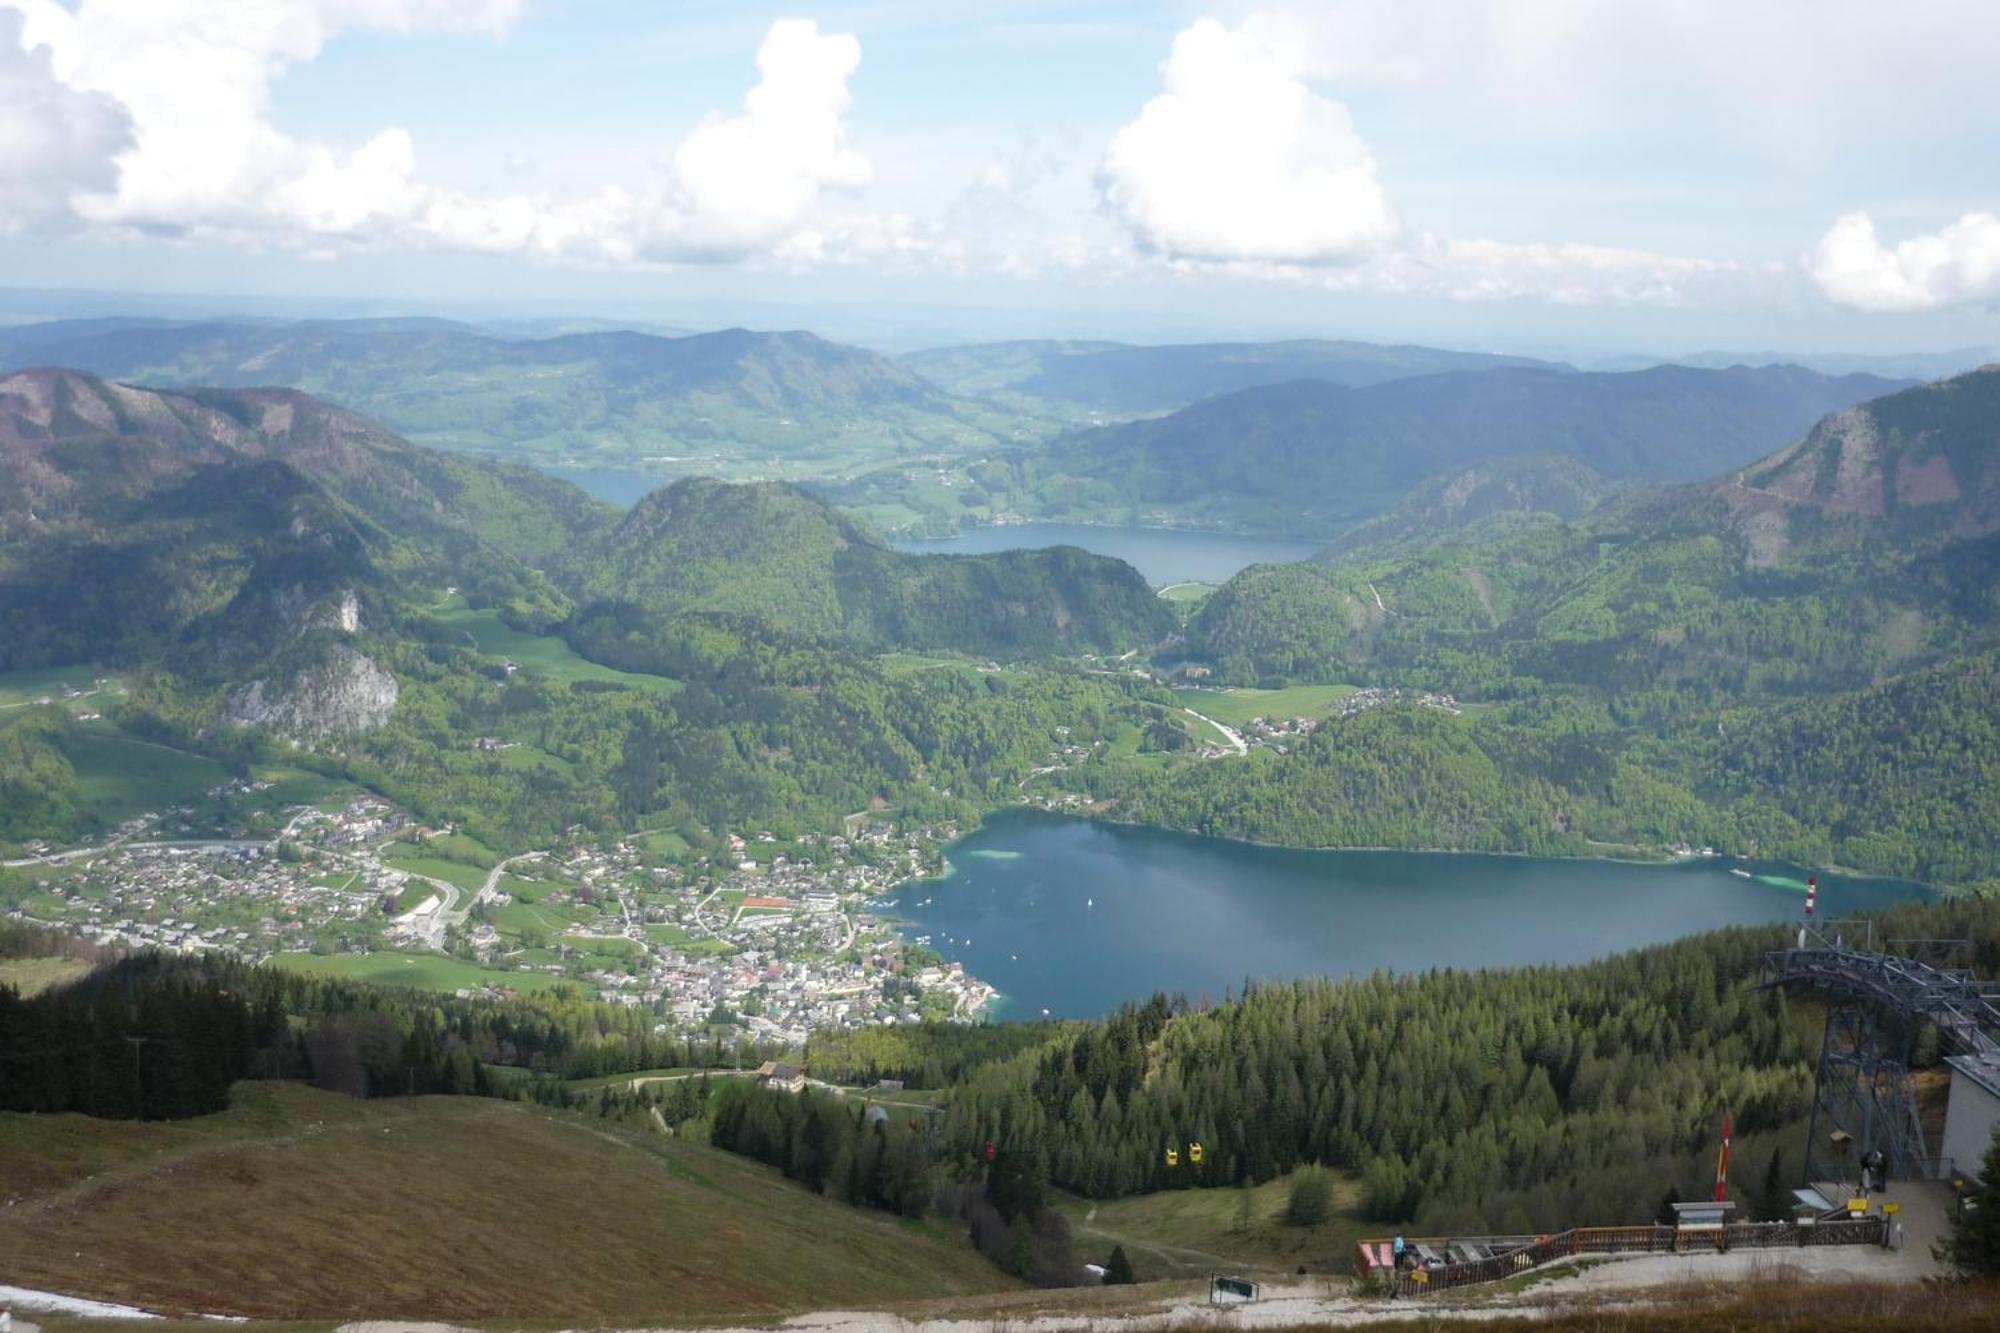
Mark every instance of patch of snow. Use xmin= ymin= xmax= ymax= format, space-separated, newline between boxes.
xmin=0 ymin=1285 xmax=159 ymax=1319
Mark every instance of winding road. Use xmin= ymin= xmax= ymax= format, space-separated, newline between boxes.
xmin=1180 ymin=706 xmax=1248 ymax=755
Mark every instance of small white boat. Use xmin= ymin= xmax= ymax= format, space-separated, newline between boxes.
xmin=1086 ymin=897 xmax=1094 ymax=908
xmin=1730 ymin=868 xmax=1752 ymax=879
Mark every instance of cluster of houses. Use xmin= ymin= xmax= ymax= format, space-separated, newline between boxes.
xmin=482 ymin=823 xmax=998 ymax=1043
xmin=13 ymin=781 xmax=1003 ymax=1046
xmin=1337 ymin=687 xmax=1461 ymax=718
xmin=7 ymin=793 xmax=450 ymax=960
xmin=29 ymin=840 xmax=382 ymax=957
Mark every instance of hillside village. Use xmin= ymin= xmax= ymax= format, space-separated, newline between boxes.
xmin=3 ymin=786 xmax=997 ymax=1044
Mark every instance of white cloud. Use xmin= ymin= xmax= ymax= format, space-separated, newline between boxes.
xmin=0 ymin=9 xmax=129 ymax=233
xmin=662 ymin=19 xmax=869 ymax=259
xmin=1172 ymin=233 xmax=1754 ymax=308
xmin=1255 ymin=0 xmax=2000 ymax=152
xmin=9 ymin=0 xmax=523 ymax=235
xmin=1094 ymin=13 xmax=1759 ymax=307
xmin=1808 ymin=212 xmax=2000 ymax=312
xmin=1096 ymin=17 xmax=1395 ymax=266
xmin=1388 ymin=236 xmax=1757 ymax=307
xmin=1 ymin=3 xmax=882 ymax=265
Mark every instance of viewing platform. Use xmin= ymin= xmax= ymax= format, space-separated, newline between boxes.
xmin=1355 ymin=1193 xmax=1920 ymax=1297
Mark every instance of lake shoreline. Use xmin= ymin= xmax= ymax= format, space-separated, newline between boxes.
xmin=990 ymin=801 xmax=1940 ymax=892
xmin=890 ymin=521 xmax=1325 ymax=586
xmin=892 ymin=810 xmax=1931 ymax=1020
xmin=899 ymin=514 xmax=1346 ymax=545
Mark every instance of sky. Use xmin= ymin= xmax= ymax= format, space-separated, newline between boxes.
xmin=2 ymin=0 xmax=1999 ymax=355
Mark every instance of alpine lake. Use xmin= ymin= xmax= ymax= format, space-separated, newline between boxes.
xmin=885 ymin=811 xmax=1929 ymax=1020
xmin=546 ymin=466 xmax=1324 ymax=587
xmin=890 ymin=522 xmax=1322 ymax=586
xmin=544 ymin=471 xmax=1929 ymax=1018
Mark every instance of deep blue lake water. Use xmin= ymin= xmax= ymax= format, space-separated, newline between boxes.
xmin=886 ymin=811 xmax=1928 ymax=1019
xmin=538 ymin=469 xmax=1318 ymax=585
xmin=543 ymin=466 xmax=672 ymax=508
xmin=892 ymin=523 xmax=1322 ymax=586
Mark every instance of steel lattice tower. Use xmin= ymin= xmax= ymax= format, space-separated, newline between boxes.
xmin=1764 ymin=921 xmax=2000 ymax=1185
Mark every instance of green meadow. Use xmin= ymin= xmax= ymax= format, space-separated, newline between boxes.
xmin=381 ymin=850 xmax=489 ymax=893
xmin=432 ymin=604 xmax=681 ymax=694
xmin=68 ymin=729 xmax=230 ymax=825
xmin=268 ymin=950 xmax=569 ymax=994
xmin=0 ymin=666 xmax=123 ymax=709
xmin=1172 ymin=683 xmax=1359 ymax=728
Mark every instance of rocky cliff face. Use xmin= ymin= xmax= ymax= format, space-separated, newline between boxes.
xmin=224 ymin=642 xmax=398 ymax=739
xmin=1721 ymin=365 xmax=2000 ymax=557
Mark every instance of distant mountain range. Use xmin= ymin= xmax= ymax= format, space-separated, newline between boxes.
xmin=1318 ymin=453 xmax=1619 ymax=557
xmin=0 ymin=318 xmax=1007 ymax=474
xmin=0 ymin=369 xmax=1168 ymax=726
xmin=901 ymin=337 xmax=1562 ymax=418
xmin=1590 ymin=347 xmax=1995 ymax=381
xmin=843 ymin=362 xmax=1910 ymax=537
xmin=0 ymin=367 xmax=1195 ymax=853
xmin=1195 ymin=367 xmax=2000 ymax=680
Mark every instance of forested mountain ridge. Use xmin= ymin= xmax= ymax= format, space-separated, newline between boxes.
xmin=1196 ymin=365 xmax=2000 ymax=683
xmin=0 ymin=317 xmax=1006 ymax=469
xmin=561 ymin=477 xmax=1177 ymax=658
xmin=1053 ymin=362 xmax=1905 ymax=492
xmin=0 ymin=372 xmax=1184 ymax=853
xmin=0 ymin=369 xmax=590 ymax=671
xmin=1318 ymin=453 xmax=1620 ymax=557
xmin=1155 ymin=366 xmax=2000 ymax=884
xmin=1718 ymin=363 xmax=2000 ymax=558
xmin=0 ymin=367 xmax=616 ymax=559
xmin=899 ymin=336 xmax=1563 ymax=417
xmin=859 ymin=362 xmax=1908 ymax=537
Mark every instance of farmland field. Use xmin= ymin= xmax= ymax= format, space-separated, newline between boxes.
xmin=381 ymin=848 xmax=490 ymax=892
xmin=1171 ymin=683 xmax=1359 ymax=727
xmin=493 ymin=900 xmax=575 ymax=935
xmin=0 ymin=665 xmax=122 ymax=709
xmin=0 ymin=955 xmax=93 ymax=997
xmin=644 ymin=922 xmax=733 ymax=957
xmin=67 ymin=729 xmax=230 ymax=825
xmin=394 ymin=882 xmax=438 ymax=913
xmin=1156 ymin=581 xmax=1216 ymax=605
xmin=267 ymin=950 xmax=568 ymax=994
xmin=633 ymin=830 xmax=690 ymax=858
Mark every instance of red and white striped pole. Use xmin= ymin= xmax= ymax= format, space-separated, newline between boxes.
xmin=1714 ymin=1110 xmax=1733 ymax=1203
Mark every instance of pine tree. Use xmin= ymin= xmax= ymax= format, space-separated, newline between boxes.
xmin=1940 ymin=1127 xmax=2000 ymax=1277
xmin=1288 ymin=1166 xmax=1334 ymax=1226
xmin=1756 ymin=1146 xmax=1791 ymax=1222
xmin=1104 ymin=1244 xmax=1136 ymax=1285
